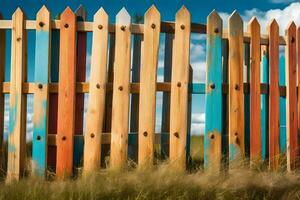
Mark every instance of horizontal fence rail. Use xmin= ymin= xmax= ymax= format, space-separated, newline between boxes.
xmin=0 ymin=5 xmax=299 ymax=181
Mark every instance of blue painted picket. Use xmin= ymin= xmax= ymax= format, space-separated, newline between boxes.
xmin=261 ymin=48 xmax=269 ymax=160
xmin=32 ymin=6 xmax=51 ymax=176
xmin=279 ymin=56 xmax=286 ymax=153
xmin=204 ymin=11 xmax=223 ymax=170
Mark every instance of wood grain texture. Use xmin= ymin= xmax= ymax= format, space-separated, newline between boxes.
xmin=7 ymin=8 xmax=27 ymax=182
xmin=32 ymin=6 xmax=51 ymax=177
xmin=161 ymin=33 xmax=173 ymax=158
xmin=83 ymin=8 xmax=108 ymax=173
xmin=138 ymin=5 xmax=160 ymax=168
xmin=110 ymin=8 xmax=131 ymax=170
xmin=0 ymin=13 xmax=5 ymax=169
xmin=169 ymin=7 xmax=190 ymax=171
xmin=228 ymin=11 xmax=245 ymax=167
xmin=248 ymin=17 xmax=261 ymax=166
xmin=285 ymin=22 xmax=298 ymax=171
xmin=56 ymin=7 xmax=76 ymax=177
xmin=73 ymin=5 xmax=87 ymax=169
xmin=204 ymin=10 xmax=222 ymax=172
xmin=268 ymin=19 xmax=280 ymax=170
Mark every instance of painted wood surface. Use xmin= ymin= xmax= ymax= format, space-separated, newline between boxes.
xmin=56 ymin=7 xmax=76 ymax=177
xmin=83 ymin=8 xmax=108 ymax=172
xmin=32 ymin=6 xmax=51 ymax=176
xmin=248 ymin=17 xmax=261 ymax=166
xmin=204 ymin=10 xmax=222 ymax=172
xmin=161 ymin=33 xmax=173 ymax=158
xmin=260 ymin=45 xmax=268 ymax=161
xmin=285 ymin=22 xmax=297 ymax=171
xmin=169 ymin=7 xmax=190 ymax=171
xmin=138 ymin=5 xmax=160 ymax=168
xmin=228 ymin=11 xmax=245 ymax=166
xmin=7 ymin=8 xmax=27 ymax=182
xmin=0 ymin=13 xmax=5 ymax=169
xmin=73 ymin=5 xmax=87 ymax=169
xmin=279 ymin=56 xmax=286 ymax=153
xmin=244 ymin=42 xmax=250 ymax=158
xmin=110 ymin=8 xmax=131 ymax=170
xmin=268 ymin=20 xmax=280 ymax=170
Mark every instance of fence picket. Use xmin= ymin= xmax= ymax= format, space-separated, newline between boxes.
xmin=248 ymin=17 xmax=261 ymax=166
xmin=56 ymin=7 xmax=76 ymax=177
xmin=83 ymin=8 xmax=108 ymax=173
xmin=268 ymin=19 xmax=280 ymax=170
xmin=32 ymin=6 xmax=51 ymax=177
xmin=204 ymin=10 xmax=222 ymax=172
xmin=169 ymin=6 xmax=190 ymax=171
xmin=7 ymin=8 xmax=27 ymax=182
xmin=261 ymin=45 xmax=268 ymax=161
xmin=110 ymin=8 xmax=131 ymax=170
xmin=73 ymin=5 xmax=87 ymax=169
xmin=285 ymin=22 xmax=297 ymax=171
xmin=228 ymin=11 xmax=245 ymax=166
xmin=138 ymin=5 xmax=160 ymax=168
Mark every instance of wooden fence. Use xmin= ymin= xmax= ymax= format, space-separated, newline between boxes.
xmin=0 ymin=5 xmax=298 ymax=181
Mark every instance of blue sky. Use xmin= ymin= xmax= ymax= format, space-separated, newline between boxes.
xmin=1 ymin=0 xmax=300 ymax=139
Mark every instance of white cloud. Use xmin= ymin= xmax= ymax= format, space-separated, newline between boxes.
xmin=269 ymin=0 xmax=297 ymax=4
xmin=220 ymin=2 xmax=300 ymax=35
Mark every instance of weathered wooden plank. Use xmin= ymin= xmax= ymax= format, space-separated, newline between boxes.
xmin=228 ymin=11 xmax=245 ymax=166
xmin=32 ymin=6 xmax=51 ymax=177
xmin=204 ymin=10 xmax=222 ymax=172
xmin=248 ymin=17 xmax=261 ymax=167
xmin=56 ymin=7 xmax=76 ymax=177
xmin=261 ymin=45 xmax=268 ymax=161
xmin=0 ymin=13 xmax=5 ymax=169
xmin=110 ymin=8 xmax=131 ymax=170
xmin=285 ymin=22 xmax=297 ymax=171
xmin=279 ymin=56 xmax=286 ymax=153
xmin=161 ymin=33 xmax=173 ymax=158
xmin=169 ymin=7 xmax=190 ymax=171
xmin=83 ymin=8 xmax=108 ymax=173
xmin=268 ymin=20 xmax=280 ymax=170
xmin=7 ymin=8 xmax=27 ymax=182
xmin=138 ymin=5 xmax=160 ymax=168
xmin=73 ymin=5 xmax=87 ymax=170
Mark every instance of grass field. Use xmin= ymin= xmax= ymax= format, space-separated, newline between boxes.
xmin=1 ymin=136 xmax=300 ymax=200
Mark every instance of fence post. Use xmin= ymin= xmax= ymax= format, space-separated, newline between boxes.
xmin=248 ymin=17 xmax=261 ymax=167
xmin=73 ymin=5 xmax=87 ymax=170
xmin=268 ymin=19 xmax=280 ymax=170
xmin=285 ymin=22 xmax=297 ymax=171
xmin=169 ymin=6 xmax=190 ymax=171
xmin=7 ymin=8 xmax=27 ymax=182
xmin=110 ymin=8 xmax=131 ymax=170
xmin=56 ymin=7 xmax=76 ymax=177
xmin=83 ymin=8 xmax=109 ymax=173
xmin=138 ymin=5 xmax=160 ymax=169
xmin=228 ymin=11 xmax=245 ymax=167
xmin=32 ymin=6 xmax=51 ymax=177
xmin=204 ymin=10 xmax=222 ymax=172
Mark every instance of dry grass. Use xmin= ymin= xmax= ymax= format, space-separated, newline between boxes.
xmin=1 ymin=136 xmax=300 ymax=199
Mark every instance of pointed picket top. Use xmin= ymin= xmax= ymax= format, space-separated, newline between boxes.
xmin=12 ymin=7 xmax=24 ymax=18
xmin=286 ymin=21 xmax=296 ymax=34
xmin=94 ymin=7 xmax=108 ymax=22
xmin=36 ymin=6 xmax=51 ymax=31
xmin=75 ymin=5 xmax=87 ymax=21
xmin=268 ymin=19 xmax=279 ymax=31
xmin=248 ymin=16 xmax=260 ymax=29
xmin=228 ymin=10 xmax=243 ymax=36
xmin=145 ymin=5 xmax=160 ymax=18
xmin=116 ymin=7 xmax=131 ymax=25
xmin=229 ymin=10 xmax=242 ymax=25
xmin=207 ymin=10 xmax=222 ymax=35
xmin=61 ymin=7 xmax=75 ymax=19
xmin=175 ymin=6 xmax=190 ymax=20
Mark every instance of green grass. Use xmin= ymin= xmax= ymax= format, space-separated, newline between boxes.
xmin=1 ymin=136 xmax=300 ymax=200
